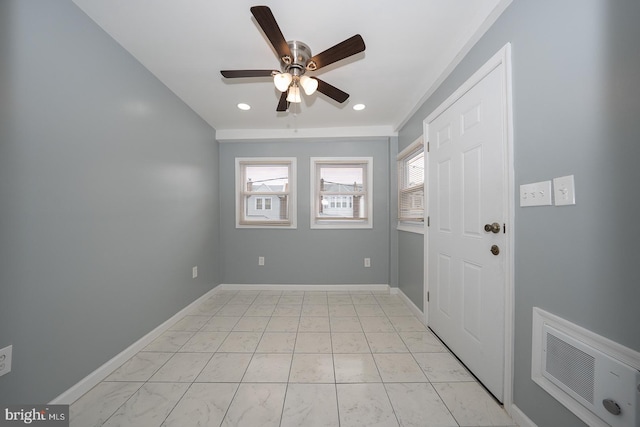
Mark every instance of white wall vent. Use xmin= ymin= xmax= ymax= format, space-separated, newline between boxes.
xmin=532 ymin=307 xmax=640 ymax=427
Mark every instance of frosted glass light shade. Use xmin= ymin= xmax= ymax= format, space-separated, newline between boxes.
xmin=273 ymin=72 xmax=293 ymax=92
xmin=300 ymin=76 xmax=318 ymax=95
xmin=286 ymin=85 xmax=301 ymax=103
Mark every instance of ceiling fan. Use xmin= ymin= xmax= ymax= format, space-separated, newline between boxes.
xmin=221 ymin=5 xmax=366 ymax=112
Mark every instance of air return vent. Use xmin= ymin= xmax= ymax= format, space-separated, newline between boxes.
xmin=532 ymin=308 xmax=640 ymax=427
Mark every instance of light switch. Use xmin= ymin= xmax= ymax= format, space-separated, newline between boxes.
xmin=553 ymin=175 xmax=576 ymax=206
xmin=520 ymin=181 xmax=552 ymax=207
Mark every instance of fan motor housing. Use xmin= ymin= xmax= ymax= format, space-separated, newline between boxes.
xmin=282 ymin=40 xmax=312 ymax=75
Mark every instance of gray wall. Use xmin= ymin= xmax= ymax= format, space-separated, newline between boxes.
xmin=397 ymin=1 xmax=640 ymax=426
xmin=219 ymin=138 xmax=390 ymax=285
xmin=0 ymin=0 xmax=219 ymax=403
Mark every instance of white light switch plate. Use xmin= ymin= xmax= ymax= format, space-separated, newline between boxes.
xmin=553 ymin=175 xmax=576 ymax=206
xmin=520 ymin=181 xmax=553 ymax=207
xmin=0 ymin=345 xmax=12 ymax=377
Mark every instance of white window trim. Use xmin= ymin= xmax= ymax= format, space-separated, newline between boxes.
xmin=310 ymin=157 xmax=373 ymax=229
xmin=397 ymin=136 xmax=425 ymax=235
xmin=235 ymin=157 xmax=297 ymax=229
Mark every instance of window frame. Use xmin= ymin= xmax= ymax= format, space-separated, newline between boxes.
xmin=310 ymin=157 xmax=373 ymax=229
xmin=235 ymin=157 xmax=296 ymax=229
xmin=397 ymin=137 xmax=425 ymax=234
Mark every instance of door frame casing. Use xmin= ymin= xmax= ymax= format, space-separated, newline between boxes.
xmin=422 ymin=43 xmax=515 ymax=411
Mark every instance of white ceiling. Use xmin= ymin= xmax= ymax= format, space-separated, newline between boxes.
xmin=72 ymin=0 xmax=507 ymax=139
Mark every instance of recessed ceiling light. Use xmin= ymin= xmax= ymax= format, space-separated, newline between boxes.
xmin=353 ymin=104 xmax=366 ymax=111
xmin=237 ymin=103 xmax=251 ymax=111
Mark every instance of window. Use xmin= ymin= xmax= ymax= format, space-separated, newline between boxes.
xmin=311 ymin=157 xmax=373 ymax=229
xmin=236 ymin=158 xmax=296 ymax=228
xmin=397 ymin=137 xmax=425 ymax=233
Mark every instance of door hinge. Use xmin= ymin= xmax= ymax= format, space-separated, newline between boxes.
xmin=427 ymin=142 xmax=430 ymax=152
xmin=427 ymin=216 xmax=430 ymax=227
xmin=427 ymin=291 xmax=430 ymax=302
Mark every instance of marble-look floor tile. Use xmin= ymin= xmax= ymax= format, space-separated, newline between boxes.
xmin=295 ymin=332 xmax=332 ymax=353
xmin=243 ymin=353 xmax=292 ymax=382
xmin=148 ymin=352 xmax=212 ymax=382
xmin=298 ymin=316 xmax=330 ymax=332
xmin=279 ymin=295 xmax=304 ymax=304
xmin=201 ymin=316 xmax=240 ymax=332
xmin=70 ymin=382 xmax=143 ymax=427
xmin=281 ymin=383 xmax=339 ymax=427
xmin=179 ymin=331 xmax=228 ymax=352
xmin=365 ymin=332 xmax=409 ymax=353
xmin=195 ymin=353 xmax=252 ymax=382
xmin=104 ymin=352 xmax=172 ymax=382
xmin=289 ymin=353 xmax=335 ymax=383
xmin=351 ymin=294 xmax=378 ymax=305
xmin=336 ymin=383 xmax=399 ymax=427
xmin=143 ymin=331 xmax=193 ymax=352
xmin=385 ymin=383 xmax=458 ymax=427
xmin=414 ymin=352 xmax=473 ymax=382
xmin=334 ymin=353 xmax=382 ymax=383
xmin=102 ymin=382 xmax=188 ymax=427
xmin=381 ymin=305 xmax=413 ymax=317
xmin=216 ymin=304 xmax=250 ymax=316
xmin=329 ymin=304 xmax=357 ymax=317
xmin=265 ymin=316 xmax=300 ymax=332
xmin=222 ymin=383 xmax=287 ymax=427
xmin=217 ymin=332 xmax=262 ymax=352
xmin=232 ymin=316 xmax=270 ymax=332
xmin=354 ymin=304 xmax=386 ymax=317
xmin=388 ymin=316 xmax=427 ymax=332
xmin=373 ymin=353 xmax=428 ymax=382
xmin=329 ymin=316 xmax=362 ymax=332
xmin=433 ymin=382 xmax=514 ymax=426
xmin=302 ymin=304 xmax=329 ymax=316
xmin=162 ymin=383 xmax=238 ymax=427
xmin=169 ymin=315 xmax=211 ymax=332
xmin=331 ymin=332 xmax=370 ymax=353
xmin=273 ymin=304 xmax=302 ymax=316
xmin=360 ymin=316 xmax=396 ymax=332
xmin=256 ymin=332 xmax=296 ymax=353
xmin=244 ymin=305 xmax=276 ymax=317
xmin=399 ymin=331 xmax=446 ymax=353
xmin=327 ymin=295 xmax=353 ymax=305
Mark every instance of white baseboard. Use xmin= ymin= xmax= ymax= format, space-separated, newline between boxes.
xmin=50 ymin=284 xmax=221 ymax=405
xmin=219 ymin=283 xmax=390 ymax=292
xmin=510 ymin=404 xmax=537 ymax=427
xmin=390 ymin=287 xmax=426 ymax=326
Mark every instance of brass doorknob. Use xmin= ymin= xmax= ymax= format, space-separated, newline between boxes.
xmin=484 ymin=222 xmax=501 ymax=234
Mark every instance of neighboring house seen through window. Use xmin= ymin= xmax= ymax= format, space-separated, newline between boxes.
xmin=311 ymin=157 xmax=373 ymax=229
xmin=236 ymin=158 xmax=296 ymax=228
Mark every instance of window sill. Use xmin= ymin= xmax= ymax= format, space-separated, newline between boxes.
xmin=397 ymin=222 xmax=424 ymax=234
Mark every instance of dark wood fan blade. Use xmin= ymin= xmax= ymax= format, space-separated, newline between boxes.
xmin=276 ymin=91 xmax=289 ymax=112
xmin=250 ymin=6 xmax=292 ymax=61
xmin=221 ymin=70 xmax=275 ymax=78
xmin=306 ymin=35 xmax=365 ymax=71
xmin=315 ymin=78 xmax=349 ymax=103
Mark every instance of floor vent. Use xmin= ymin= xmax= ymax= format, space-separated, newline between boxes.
xmin=532 ymin=307 xmax=640 ymax=427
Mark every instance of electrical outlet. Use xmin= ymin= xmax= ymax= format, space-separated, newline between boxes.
xmin=364 ymin=258 xmax=371 ymax=267
xmin=0 ymin=345 xmax=12 ymax=377
xmin=192 ymin=266 xmax=198 ymax=279
xmin=258 ymin=256 xmax=265 ymax=266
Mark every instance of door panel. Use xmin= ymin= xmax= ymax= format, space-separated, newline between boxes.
xmin=427 ymin=64 xmax=507 ymax=401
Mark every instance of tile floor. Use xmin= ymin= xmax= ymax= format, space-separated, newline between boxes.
xmin=70 ymin=290 xmax=517 ymax=427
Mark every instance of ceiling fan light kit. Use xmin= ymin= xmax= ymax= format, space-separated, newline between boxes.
xmin=221 ymin=5 xmax=365 ymax=112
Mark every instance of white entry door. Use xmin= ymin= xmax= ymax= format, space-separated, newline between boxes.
xmin=427 ymin=62 xmax=508 ymax=401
